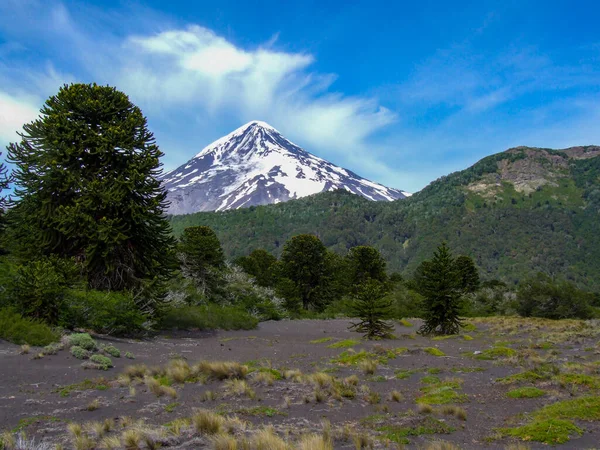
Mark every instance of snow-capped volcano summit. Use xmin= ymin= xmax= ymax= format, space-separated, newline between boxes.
xmin=160 ymin=121 xmax=409 ymax=214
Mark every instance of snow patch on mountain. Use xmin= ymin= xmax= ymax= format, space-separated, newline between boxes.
xmin=160 ymin=121 xmax=409 ymax=214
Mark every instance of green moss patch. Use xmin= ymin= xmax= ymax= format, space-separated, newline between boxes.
xmin=506 ymin=387 xmax=546 ymax=398
xmin=474 ymin=346 xmax=516 ymax=360
xmin=500 ymin=418 xmax=582 ymax=444
xmin=424 ymin=347 xmax=445 ymax=356
xmin=327 ymin=339 xmax=360 ymax=349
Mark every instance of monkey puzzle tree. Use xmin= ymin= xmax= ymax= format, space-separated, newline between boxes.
xmin=7 ymin=83 xmax=175 ymax=307
xmin=345 ymin=245 xmax=388 ymax=291
xmin=349 ymin=279 xmax=394 ymax=339
xmin=280 ymin=234 xmax=329 ymax=310
xmin=414 ymin=242 xmax=464 ymax=335
xmin=178 ymin=226 xmax=225 ymax=295
xmin=0 ymin=152 xmax=10 ymax=250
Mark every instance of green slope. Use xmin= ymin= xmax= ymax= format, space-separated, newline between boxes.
xmin=169 ymin=146 xmax=600 ymax=289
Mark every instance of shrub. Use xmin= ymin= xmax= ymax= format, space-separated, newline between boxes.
xmin=70 ymin=345 xmax=90 ymax=359
xmin=159 ymin=305 xmax=258 ymax=331
xmin=69 ymin=333 xmax=97 ymax=351
xmin=0 ymin=307 xmax=59 ymax=346
xmin=9 ymin=256 xmax=79 ymax=324
xmin=102 ymin=345 xmax=121 ymax=358
xmin=60 ymin=289 xmax=147 ymax=335
xmin=516 ymin=274 xmax=593 ymax=320
xmin=89 ymin=355 xmax=113 ymax=370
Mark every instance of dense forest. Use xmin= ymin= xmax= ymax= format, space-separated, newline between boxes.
xmin=1 ymin=83 xmax=599 ymax=348
xmin=169 ymin=146 xmax=600 ymax=290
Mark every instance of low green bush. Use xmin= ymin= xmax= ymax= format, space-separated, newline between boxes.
xmin=68 ymin=333 xmax=97 ymax=351
xmin=159 ymin=305 xmax=258 ymax=331
xmin=70 ymin=345 xmax=90 ymax=359
xmin=60 ymin=289 xmax=147 ymax=335
xmin=90 ymin=354 xmax=113 ymax=370
xmin=102 ymin=345 xmax=121 ymax=358
xmin=0 ymin=307 xmax=59 ymax=346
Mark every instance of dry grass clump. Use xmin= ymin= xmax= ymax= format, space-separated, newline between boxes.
xmin=211 ymin=433 xmax=240 ymax=450
xmin=358 ymin=358 xmax=378 ymax=375
xmin=19 ymin=344 xmax=30 ymax=355
xmin=121 ymin=428 xmax=143 ymax=450
xmin=144 ymin=376 xmax=177 ymax=398
xmin=283 ymin=369 xmax=303 ymax=382
xmin=252 ymin=370 xmax=277 ymax=386
xmin=192 ymin=409 xmax=226 ymax=435
xmin=86 ymin=399 xmax=100 ymax=411
xmin=390 ymin=390 xmax=403 ymax=402
xmin=249 ymin=427 xmax=290 ymax=450
xmin=224 ymin=379 xmax=256 ymax=398
xmin=308 ymin=372 xmax=334 ymax=388
xmin=297 ymin=433 xmax=333 ymax=450
xmin=418 ymin=403 xmax=434 ymax=414
xmin=344 ymin=375 xmax=359 ymax=386
xmin=123 ymin=364 xmax=150 ymax=379
xmin=193 ymin=361 xmax=249 ymax=380
xmin=1 ymin=431 xmax=16 ymax=450
xmin=99 ymin=435 xmax=121 ymax=449
xmin=166 ymin=359 xmax=191 ymax=383
xmin=423 ymin=441 xmax=461 ymax=450
xmin=439 ymin=405 xmax=467 ymax=420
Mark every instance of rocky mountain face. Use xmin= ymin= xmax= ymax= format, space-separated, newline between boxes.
xmin=160 ymin=121 xmax=409 ymax=214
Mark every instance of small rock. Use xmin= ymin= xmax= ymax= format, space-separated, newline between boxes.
xmin=473 ymin=351 xmax=482 ymax=355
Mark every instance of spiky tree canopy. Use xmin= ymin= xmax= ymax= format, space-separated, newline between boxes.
xmin=346 ymin=245 xmax=388 ymax=290
xmin=7 ymin=83 xmax=175 ymax=294
xmin=349 ymin=279 xmax=394 ymax=340
xmin=414 ymin=242 xmax=464 ymax=335
xmin=178 ymin=226 xmax=225 ymax=294
xmin=280 ymin=234 xmax=328 ymax=310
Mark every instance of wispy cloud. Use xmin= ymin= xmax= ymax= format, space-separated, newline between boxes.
xmin=0 ymin=2 xmax=398 ymax=187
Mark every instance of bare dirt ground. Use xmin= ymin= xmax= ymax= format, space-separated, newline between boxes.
xmin=1 ymin=318 xmax=600 ymax=449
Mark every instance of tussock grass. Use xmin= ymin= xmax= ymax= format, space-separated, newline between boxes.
xmin=249 ymin=427 xmax=289 ymax=450
xmin=193 ymin=361 xmax=249 ymax=380
xmin=390 ymin=390 xmax=403 ymax=402
xmin=211 ymin=433 xmax=239 ymax=450
xmin=297 ymin=434 xmax=333 ymax=450
xmin=166 ymin=359 xmax=190 ymax=383
xmin=192 ymin=409 xmax=226 ymax=435
xmin=224 ymin=379 xmax=256 ymax=398
xmin=99 ymin=435 xmax=121 ymax=449
xmin=310 ymin=337 xmax=333 ymax=344
xmin=358 ymin=359 xmax=378 ymax=375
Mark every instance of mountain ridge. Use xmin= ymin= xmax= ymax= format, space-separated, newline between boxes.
xmin=160 ymin=121 xmax=409 ymax=214
xmin=169 ymin=145 xmax=600 ymax=290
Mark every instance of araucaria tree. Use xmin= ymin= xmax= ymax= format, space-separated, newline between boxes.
xmin=349 ymin=279 xmax=394 ymax=339
xmin=415 ymin=242 xmax=464 ymax=335
xmin=345 ymin=245 xmax=388 ymax=291
xmin=0 ymin=152 xmax=11 ymax=245
xmin=280 ymin=234 xmax=328 ymax=310
xmin=7 ymin=83 xmax=175 ymax=303
xmin=178 ymin=226 xmax=225 ymax=294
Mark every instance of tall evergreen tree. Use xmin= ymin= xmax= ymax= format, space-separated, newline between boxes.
xmin=346 ymin=245 xmax=388 ymax=291
xmin=349 ymin=279 xmax=394 ymax=339
xmin=235 ymin=249 xmax=277 ymax=287
xmin=0 ymin=152 xmax=11 ymax=250
xmin=280 ymin=234 xmax=328 ymax=310
xmin=178 ymin=226 xmax=225 ymax=294
xmin=414 ymin=242 xmax=464 ymax=335
xmin=7 ymin=83 xmax=175 ymax=301
xmin=455 ymin=255 xmax=480 ymax=293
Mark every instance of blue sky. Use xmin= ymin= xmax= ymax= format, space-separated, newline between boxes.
xmin=1 ymin=0 xmax=599 ymax=192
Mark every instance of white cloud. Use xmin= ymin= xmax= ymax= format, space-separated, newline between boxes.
xmin=0 ymin=91 xmax=40 ymax=145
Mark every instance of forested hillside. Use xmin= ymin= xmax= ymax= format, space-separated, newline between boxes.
xmin=169 ymin=146 xmax=600 ymax=289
